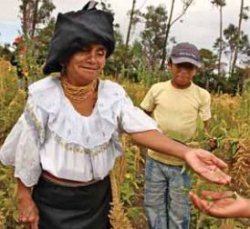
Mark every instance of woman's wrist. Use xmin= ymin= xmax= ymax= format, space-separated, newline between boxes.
xmin=182 ymin=147 xmax=196 ymax=161
xmin=17 ymin=178 xmax=32 ymax=200
xmin=167 ymin=138 xmax=191 ymax=160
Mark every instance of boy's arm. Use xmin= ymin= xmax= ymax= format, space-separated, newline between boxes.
xmin=140 ymin=86 xmax=155 ymax=115
xmin=199 ymin=91 xmax=212 ymax=132
xmin=203 ymin=119 xmax=209 ymax=132
xmin=203 ymin=119 xmax=218 ymax=151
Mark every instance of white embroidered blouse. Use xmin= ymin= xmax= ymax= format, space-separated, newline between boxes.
xmin=0 ymin=76 xmax=157 ymax=187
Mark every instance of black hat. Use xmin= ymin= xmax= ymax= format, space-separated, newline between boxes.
xmin=43 ymin=1 xmax=115 ymax=75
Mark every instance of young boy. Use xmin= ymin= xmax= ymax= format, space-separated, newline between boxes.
xmin=140 ymin=42 xmax=211 ymax=229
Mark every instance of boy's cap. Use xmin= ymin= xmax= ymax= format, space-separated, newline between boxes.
xmin=170 ymin=42 xmax=201 ymax=67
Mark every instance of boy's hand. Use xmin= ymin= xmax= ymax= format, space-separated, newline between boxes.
xmin=207 ymin=137 xmax=218 ymax=151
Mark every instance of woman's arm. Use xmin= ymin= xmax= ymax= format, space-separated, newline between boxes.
xmin=131 ymin=130 xmax=189 ymax=159
xmin=130 ymin=130 xmax=231 ymax=184
xmin=17 ymin=179 xmax=39 ymax=229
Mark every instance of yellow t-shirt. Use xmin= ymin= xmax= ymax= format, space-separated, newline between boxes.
xmin=140 ymin=80 xmax=211 ymax=166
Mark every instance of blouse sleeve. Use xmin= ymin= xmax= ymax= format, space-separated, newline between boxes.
xmin=0 ymin=96 xmax=48 ymax=187
xmin=118 ymin=94 xmax=158 ymax=133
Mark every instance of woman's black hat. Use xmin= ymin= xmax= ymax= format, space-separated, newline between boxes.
xmin=43 ymin=1 xmax=115 ymax=75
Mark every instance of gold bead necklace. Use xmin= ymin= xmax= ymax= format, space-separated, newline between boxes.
xmin=60 ymin=77 xmax=98 ymax=103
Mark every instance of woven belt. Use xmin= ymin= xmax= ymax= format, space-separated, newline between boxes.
xmin=42 ymin=171 xmax=98 ymax=187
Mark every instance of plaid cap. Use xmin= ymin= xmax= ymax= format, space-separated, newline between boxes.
xmin=170 ymin=42 xmax=201 ymax=67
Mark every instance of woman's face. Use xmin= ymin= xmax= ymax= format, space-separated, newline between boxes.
xmin=65 ymin=44 xmax=107 ymax=86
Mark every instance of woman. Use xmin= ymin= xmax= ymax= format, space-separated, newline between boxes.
xmin=0 ymin=2 xmax=230 ymax=229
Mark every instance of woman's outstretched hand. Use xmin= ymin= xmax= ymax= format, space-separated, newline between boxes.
xmin=184 ymin=149 xmax=231 ymax=184
xmin=189 ymin=190 xmax=250 ymax=218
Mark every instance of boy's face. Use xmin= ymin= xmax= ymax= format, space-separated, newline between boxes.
xmin=168 ymin=62 xmax=197 ymax=89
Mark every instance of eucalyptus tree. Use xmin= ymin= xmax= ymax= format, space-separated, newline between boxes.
xmin=125 ymin=0 xmax=137 ymax=49
xmin=160 ymin=0 xmax=195 ymax=70
xmin=194 ymin=48 xmax=218 ymax=91
xmin=224 ymin=24 xmax=249 ymax=75
xmin=139 ymin=5 xmax=168 ymax=70
xmin=104 ymin=27 xmax=127 ymax=77
xmin=224 ymin=24 xmax=239 ymax=74
xmin=124 ymin=0 xmax=142 ymax=66
xmin=34 ymin=18 xmax=55 ymax=66
xmin=19 ymin=0 xmax=55 ymax=39
xmin=16 ymin=0 xmax=55 ymax=86
xmin=211 ymin=0 xmax=226 ymax=78
xmin=223 ymin=23 xmax=249 ymax=94
xmin=231 ymin=0 xmax=249 ymax=76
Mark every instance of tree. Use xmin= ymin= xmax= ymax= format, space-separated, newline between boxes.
xmin=230 ymin=0 xmax=249 ymax=76
xmin=223 ymin=23 xmax=249 ymax=94
xmin=211 ymin=0 xmax=226 ymax=78
xmin=16 ymin=0 xmax=55 ymax=86
xmin=224 ymin=24 xmax=249 ymax=75
xmin=125 ymin=0 xmax=137 ymax=49
xmin=104 ymin=26 xmax=126 ymax=77
xmin=140 ymin=5 xmax=168 ymax=70
xmin=34 ymin=18 xmax=56 ymax=65
xmin=19 ymin=0 xmax=55 ymax=39
xmin=194 ymin=48 xmax=218 ymax=92
xmin=123 ymin=0 xmax=144 ymax=67
xmin=160 ymin=0 xmax=195 ymax=70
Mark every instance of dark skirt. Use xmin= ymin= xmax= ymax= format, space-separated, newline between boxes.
xmin=32 ymin=176 xmax=111 ymax=229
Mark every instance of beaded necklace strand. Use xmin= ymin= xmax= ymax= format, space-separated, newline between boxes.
xmin=61 ymin=77 xmax=98 ymax=103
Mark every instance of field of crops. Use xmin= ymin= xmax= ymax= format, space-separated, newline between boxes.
xmin=0 ymin=58 xmax=250 ymax=228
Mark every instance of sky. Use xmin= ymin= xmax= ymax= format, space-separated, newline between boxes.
xmin=0 ymin=0 xmax=249 ymax=51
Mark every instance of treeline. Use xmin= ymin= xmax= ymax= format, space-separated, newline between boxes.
xmin=0 ymin=0 xmax=250 ymax=94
